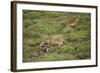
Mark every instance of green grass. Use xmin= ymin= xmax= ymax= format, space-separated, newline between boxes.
xmin=23 ymin=10 xmax=91 ymax=62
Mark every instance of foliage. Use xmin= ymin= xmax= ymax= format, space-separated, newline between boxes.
xmin=23 ymin=10 xmax=91 ymax=62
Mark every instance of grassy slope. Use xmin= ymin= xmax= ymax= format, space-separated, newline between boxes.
xmin=23 ymin=10 xmax=91 ymax=62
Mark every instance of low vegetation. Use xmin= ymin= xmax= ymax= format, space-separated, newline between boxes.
xmin=23 ymin=10 xmax=91 ymax=62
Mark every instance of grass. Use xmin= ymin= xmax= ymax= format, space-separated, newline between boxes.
xmin=23 ymin=10 xmax=91 ymax=62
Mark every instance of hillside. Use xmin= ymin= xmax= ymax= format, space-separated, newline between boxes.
xmin=23 ymin=10 xmax=91 ymax=62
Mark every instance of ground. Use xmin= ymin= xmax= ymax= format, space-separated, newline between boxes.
xmin=23 ymin=10 xmax=91 ymax=62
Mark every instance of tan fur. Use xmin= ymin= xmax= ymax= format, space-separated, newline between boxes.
xmin=65 ymin=15 xmax=80 ymax=28
xmin=46 ymin=35 xmax=64 ymax=47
